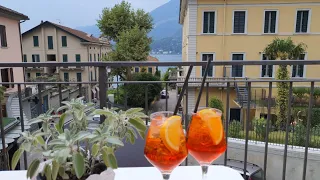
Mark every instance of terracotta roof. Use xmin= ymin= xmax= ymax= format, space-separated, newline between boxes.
xmin=23 ymin=21 xmax=110 ymax=45
xmin=147 ymin=56 xmax=159 ymax=62
xmin=0 ymin=5 xmax=29 ymax=20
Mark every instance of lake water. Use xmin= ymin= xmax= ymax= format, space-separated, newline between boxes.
xmin=151 ymin=54 xmax=182 ymax=74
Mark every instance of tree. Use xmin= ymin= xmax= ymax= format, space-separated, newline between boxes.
xmin=105 ymin=26 xmax=151 ymax=80
xmin=97 ymin=1 xmax=153 ymax=42
xmin=264 ymin=37 xmax=307 ymax=127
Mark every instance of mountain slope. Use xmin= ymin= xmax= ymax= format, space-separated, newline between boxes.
xmin=76 ymin=0 xmax=182 ymax=53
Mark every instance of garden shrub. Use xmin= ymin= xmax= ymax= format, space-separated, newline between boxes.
xmin=293 ymin=87 xmax=308 ymax=100
xmin=253 ymin=118 xmax=267 ymax=140
xmin=228 ymin=121 xmax=242 ymax=138
xmin=293 ymin=122 xmax=307 ymax=146
xmin=209 ymin=97 xmax=224 ymax=113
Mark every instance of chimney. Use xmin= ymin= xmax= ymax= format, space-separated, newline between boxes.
xmin=41 ymin=20 xmax=43 ymax=24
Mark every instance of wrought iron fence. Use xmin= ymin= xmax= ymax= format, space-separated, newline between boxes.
xmin=0 ymin=60 xmax=320 ymax=180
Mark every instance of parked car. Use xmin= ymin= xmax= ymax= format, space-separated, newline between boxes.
xmin=160 ymin=90 xmax=169 ymax=99
xmin=92 ymin=115 xmax=100 ymax=122
xmin=214 ymin=159 xmax=265 ymax=180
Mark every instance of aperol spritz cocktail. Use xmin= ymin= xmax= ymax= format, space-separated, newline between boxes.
xmin=187 ymin=108 xmax=227 ymax=179
xmin=144 ymin=112 xmax=188 ymax=180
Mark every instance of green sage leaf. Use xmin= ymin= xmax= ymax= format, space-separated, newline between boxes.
xmin=52 ymin=160 xmax=59 ymax=180
xmin=128 ymin=118 xmax=147 ymax=132
xmin=106 ymin=153 xmax=118 ymax=169
xmin=106 ymin=137 xmax=124 ymax=146
xmin=11 ymin=148 xmax=24 ymax=170
xmin=44 ymin=163 xmax=52 ymax=180
xmin=72 ymin=152 xmax=85 ymax=179
xmin=92 ymin=143 xmax=99 ymax=157
xmin=27 ymin=159 xmax=40 ymax=179
xmin=35 ymin=136 xmax=45 ymax=145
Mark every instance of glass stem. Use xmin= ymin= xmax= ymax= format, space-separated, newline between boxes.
xmin=162 ymin=173 xmax=170 ymax=180
xmin=201 ymin=165 xmax=209 ymax=180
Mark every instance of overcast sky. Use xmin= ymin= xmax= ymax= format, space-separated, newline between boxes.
xmin=1 ymin=0 xmax=169 ymax=32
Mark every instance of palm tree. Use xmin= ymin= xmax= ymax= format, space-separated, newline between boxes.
xmin=264 ymin=37 xmax=307 ymax=127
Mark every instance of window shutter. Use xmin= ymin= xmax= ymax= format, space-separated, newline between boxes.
xmin=209 ymin=12 xmax=215 ymax=33
xmin=203 ymin=12 xmax=209 ymax=33
xmin=76 ymin=54 xmax=81 ymax=62
xmin=234 ymin=11 xmax=245 ymax=33
xmin=33 ymin=36 xmax=39 ymax=47
xmin=261 ymin=65 xmax=266 ymax=77
xmin=296 ymin=11 xmax=302 ymax=32
xmin=232 ymin=54 xmax=244 ymax=77
xmin=268 ymin=65 xmax=273 ymax=77
xmin=37 ymin=55 xmax=40 ymax=62
xmin=264 ymin=12 xmax=269 ymax=33
xmin=32 ymin=55 xmax=35 ymax=62
xmin=270 ymin=11 xmax=277 ymax=33
xmin=23 ymin=55 xmax=27 ymax=62
xmin=62 ymin=36 xmax=67 ymax=47
xmin=48 ymin=36 xmax=53 ymax=49
xmin=63 ymin=55 xmax=68 ymax=62
xmin=292 ymin=66 xmax=297 ymax=77
xmin=301 ymin=11 xmax=309 ymax=32
xmin=0 ymin=25 xmax=7 ymax=47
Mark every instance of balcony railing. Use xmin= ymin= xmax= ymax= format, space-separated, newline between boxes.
xmin=1 ymin=60 xmax=320 ymax=180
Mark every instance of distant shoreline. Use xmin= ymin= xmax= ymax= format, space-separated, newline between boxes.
xmin=150 ymin=54 xmax=181 ymax=56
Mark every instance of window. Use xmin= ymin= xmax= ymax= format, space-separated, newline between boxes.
xmin=231 ymin=53 xmax=244 ymax=77
xmin=264 ymin=11 xmax=277 ymax=33
xmin=27 ymin=73 xmax=31 ymax=79
xmin=47 ymin=36 xmax=53 ymax=49
xmin=296 ymin=10 xmax=310 ymax=33
xmin=36 ymin=73 xmax=41 ymax=77
xmin=203 ymin=11 xmax=215 ymax=34
xmin=90 ymin=71 xmax=93 ymax=81
xmin=201 ymin=54 xmax=214 ymax=77
xmin=32 ymin=54 xmax=40 ymax=62
xmin=292 ymin=54 xmax=306 ymax=78
xmin=76 ymin=73 xmax=82 ymax=82
xmin=62 ymin=36 xmax=67 ymax=47
xmin=98 ymin=54 xmax=100 ymax=61
xmin=90 ymin=54 xmax=92 ymax=62
xmin=94 ymin=54 xmax=96 ymax=62
xmin=23 ymin=54 xmax=27 ymax=62
xmin=95 ymin=69 xmax=97 ymax=81
xmin=76 ymin=54 xmax=81 ymax=62
xmin=63 ymin=54 xmax=68 ymax=62
xmin=233 ymin=11 xmax=246 ymax=33
xmin=64 ymin=73 xmax=69 ymax=82
xmin=148 ymin=67 xmax=153 ymax=73
xmin=135 ymin=67 xmax=139 ymax=73
xmin=261 ymin=54 xmax=273 ymax=77
xmin=0 ymin=25 xmax=7 ymax=47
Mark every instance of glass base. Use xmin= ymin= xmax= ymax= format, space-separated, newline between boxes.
xmin=201 ymin=165 xmax=209 ymax=180
xmin=162 ymin=173 xmax=170 ymax=180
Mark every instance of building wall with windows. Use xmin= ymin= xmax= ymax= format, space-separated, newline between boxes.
xmin=0 ymin=16 xmax=25 ymax=90
xmin=22 ymin=21 xmax=111 ymax=101
xmin=179 ymin=0 xmax=320 ymax=115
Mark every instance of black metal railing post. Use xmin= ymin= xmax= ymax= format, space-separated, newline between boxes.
xmin=282 ymin=82 xmax=293 ymax=180
xmin=99 ymin=66 xmax=107 ymax=123
xmin=165 ymin=83 xmax=168 ymax=111
xmin=18 ymin=84 xmax=27 ymax=169
xmin=78 ymin=83 xmax=82 ymax=97
xmin=243 ymin=82 xmax=251 ymax=176
xmin=58 ymin=84 xmax=62 ymax=106
xmin=206 ymin=82 xmax=209 ymax=107
xmin=37 ymin=84 xmax=42 ymax=116
xmin=185 ymin=83 xmax=189 ymax=166
xmin=224 ymin=82 xmax=230 ymax=166
xmin=263 ymin=82 xmax=272 ymax=180
xmin=302 ymin=82 xmax=315 ymax=180
xmin=145 ymin=85 xmax=148 ymax=115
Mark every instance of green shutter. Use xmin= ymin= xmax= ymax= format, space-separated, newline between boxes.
xmin=36 ymin=73 xmax=41 ymax=77
xmin=63 ymin=54 xmax=68 ymax=62
xmin=94 ymin=54 xmax=96 ymax=61
xmin=64 ymin=73 xmax=69 ymax=82
xmin=33 ymin=36 xmax=39 ymax=47
xmin=23 ymin=55 xmax=27 ymax=62
xmin=76 ymin=54 xmax=81 ymax=62
xmin=48 ymin=36 xmax=53 ymax=49
xmin=62 ymin=36 xmax=67 ymax=47
xmin=77 ymin=73 xmax=82 ymax=82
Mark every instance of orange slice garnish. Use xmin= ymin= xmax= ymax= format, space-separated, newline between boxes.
xmin=160 ymin=116 xmax=182 ymax=152
xmin=198 ymin=109 xmax=223 ymax=145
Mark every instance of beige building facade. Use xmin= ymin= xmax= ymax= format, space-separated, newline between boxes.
xmin=22 ymin=21 xmax=112 ymax=100
xmin=179 ymin=0 xmax=320 ymax=121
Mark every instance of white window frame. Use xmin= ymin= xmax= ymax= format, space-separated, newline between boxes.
xmin=294 ymin=9 xmax=312 ymax=34
xmin=232 ymin=10 xmax=248 ymax=34
xmin=291 ymin=53 xmax=307 ymax=78
xmin=262 ymin=10 xmax=279 ymax=34
xmin=202 ymin=10 xmax=217 ymax=34
xmin=201 ymin=53 xmax=215 ymax=77
xmin=260 ymin=53 xmax=275 ymax=78
xmin=230 ymin=52 xmax=246 ymax=78
xmin=134 ymin=67 xmax=140 ymax=73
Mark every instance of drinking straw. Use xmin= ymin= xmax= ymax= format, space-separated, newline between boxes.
xmin=193 ymin=58 xmax=212 ymax=113
xmin=173 ymin=66 xmax=194 ymax=115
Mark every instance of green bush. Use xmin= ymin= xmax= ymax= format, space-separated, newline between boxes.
xmin=209 ymin=97 xmax=224 ymax=113
xmin=293 ymin=122 xmax=307 ymax=146
xmin=293 ymin=87 xmax=308 ymax=100
xmin=313 ymin=88 xmax=320 ymax=101
xmin=126 ymin=72 xmax=162 ymax=108
xmin=228 ymin=121 xmax=242 ymax=138
xmin=107 ymin=87 xmax=125 ymax=104
xmin=253 ymin=118 xmax=267 ymax=140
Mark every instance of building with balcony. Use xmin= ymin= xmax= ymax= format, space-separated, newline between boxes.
xmin=179 ymin=0 xmax=320 ymax=121
xmin=132 ymin=56 xmax=159 ymax=74
xmin=22 ymin=21 xmax=112 ymax=100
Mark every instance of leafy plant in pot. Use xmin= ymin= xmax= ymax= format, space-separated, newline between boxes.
xmin=11 ymin=98 xmax=148 ymax=180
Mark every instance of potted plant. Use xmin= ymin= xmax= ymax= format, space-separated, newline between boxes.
xmin=11 ymin=97 xmax=148 ymax=180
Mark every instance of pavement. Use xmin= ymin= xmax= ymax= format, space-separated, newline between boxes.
xmin=151 ymin=89 xmax=178 ymax=112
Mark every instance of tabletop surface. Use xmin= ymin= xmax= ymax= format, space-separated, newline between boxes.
xmin=0 ymin=166 xmax=244 ymax=180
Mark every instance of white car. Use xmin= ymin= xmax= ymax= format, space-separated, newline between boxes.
xmin=160 ymin=90 xmax=169 ymax=99
xmin=92 ymin=115 xmax=100 ymax=122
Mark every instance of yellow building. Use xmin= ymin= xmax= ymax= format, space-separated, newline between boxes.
xmin=133 ymin=56 xmax=159 ymax=74
xmin=179 ymin=0 xmax=320 ymax=121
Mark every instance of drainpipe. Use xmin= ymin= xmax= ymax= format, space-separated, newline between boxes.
xmin=87 ymin=45 xmax=91 ymax=101
xmin=19 ymin=20 xmax=26 ymax=86
xmin=222 ymin=0 xmax=227 ymax=70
